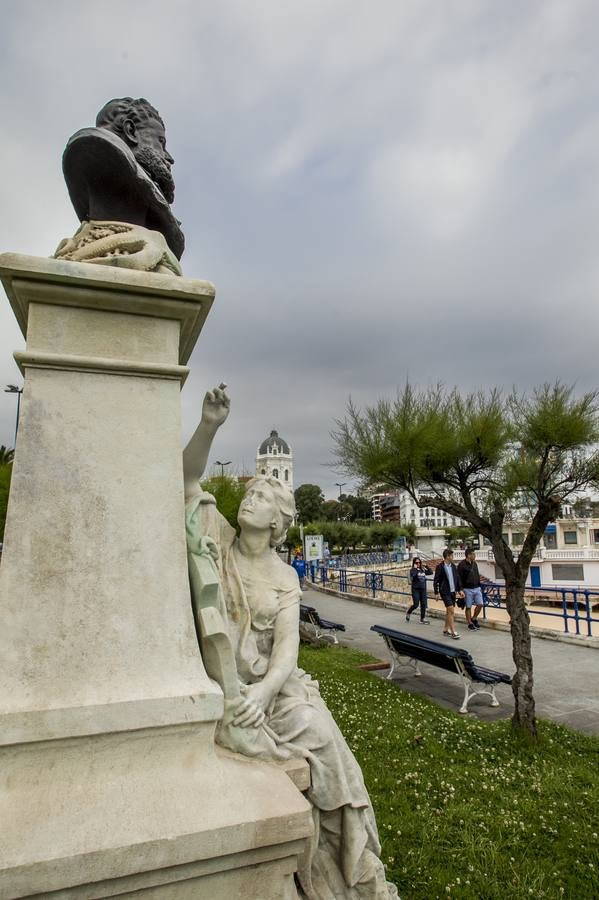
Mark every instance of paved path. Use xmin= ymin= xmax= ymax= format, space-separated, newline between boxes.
xmin=303 ymin=587 xmax=599 ymax=735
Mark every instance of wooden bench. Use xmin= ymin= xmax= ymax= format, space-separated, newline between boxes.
xmin=371 ymin=625 xmax=511 ymax=714
xmin=300 ymin=604 xmax=346 ymax=645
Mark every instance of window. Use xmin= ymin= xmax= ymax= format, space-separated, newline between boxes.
xmin=273 ymin=448 xmax=277 ymax=455
xmin=261 ymin=468 xmax=266 ymax=475
xmin=272 ymin=468 xmax=279 ymax=479
xmin=593 ymin=529 xmax=599 ymax=544
xmin=512 ymin=532 xmax=524 ymax=546
xmin=483 ymin=537 xmax=492 ymax=546
xmin=551 ymin=564 xmax=584 ymax=581
xmin=502 ymin=533 xmax=509 ymax=544
xmin=493 ymin=565 xmax=505 ymax=581
xmin=284 ymin=469 xmax=288 ymax=482
xmin=563 ymin=531 xmax=578 ymax=545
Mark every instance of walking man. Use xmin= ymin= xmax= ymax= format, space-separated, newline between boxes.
xmin=457 ymin=547 xmax=484 ymax=630
xmin=433 ymin=548 xmax=463 ymax=639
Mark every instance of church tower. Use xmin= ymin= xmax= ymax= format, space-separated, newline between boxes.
xmin=256 ymin=429 xmax=294 ymax=492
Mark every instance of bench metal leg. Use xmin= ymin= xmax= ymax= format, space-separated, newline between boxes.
xmin=459 ymin=676 xmax=500 ymax=714
xmin=316 ymin=627 xmax=339 ymax=645
xmin=385 ymin=643 xmax=421 ymax=679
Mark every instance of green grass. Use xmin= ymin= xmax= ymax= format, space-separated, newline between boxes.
xmin=298 ymin=643 xmax=599 ymax=900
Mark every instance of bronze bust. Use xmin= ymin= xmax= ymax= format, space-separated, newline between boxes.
xmin=55 ymin=98 xmax=184 ymax=275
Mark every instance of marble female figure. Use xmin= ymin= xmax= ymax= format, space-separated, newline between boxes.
xmin=183 ymin=387 xmax=398 ymax=900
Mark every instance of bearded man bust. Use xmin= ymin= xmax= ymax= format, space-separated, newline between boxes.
xmin=54 ymin=97 xmax=185 ymax=275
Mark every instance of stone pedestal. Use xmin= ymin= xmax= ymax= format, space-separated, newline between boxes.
xmin=0 ymin=255 xmax=312 ymax=898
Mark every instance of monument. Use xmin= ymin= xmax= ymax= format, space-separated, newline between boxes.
xmin=0 ymin=98 xmax=396 ymax=898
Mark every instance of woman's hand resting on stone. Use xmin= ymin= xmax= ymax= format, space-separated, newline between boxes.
xmin=226 ymin=682 xmax=274 ymax=728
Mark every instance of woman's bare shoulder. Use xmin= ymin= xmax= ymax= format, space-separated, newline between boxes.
xmin=272 ymin=555 xmax=301 ymax=590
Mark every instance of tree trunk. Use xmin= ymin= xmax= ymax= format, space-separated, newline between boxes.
xmin=505 ymin=582 xmax=537 ymax=739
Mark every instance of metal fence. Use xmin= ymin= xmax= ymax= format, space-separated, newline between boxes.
xmin=309 ymin=565 xmax=599 ymax=638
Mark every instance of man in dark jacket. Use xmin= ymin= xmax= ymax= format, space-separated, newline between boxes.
xmin=457 ymin=548 xmax=484 ymax=631
xmin=433 ymin=548 xmax=463 ymax=639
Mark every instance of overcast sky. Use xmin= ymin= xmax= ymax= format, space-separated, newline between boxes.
xmin=2 ymin=1 xmax=599 ymax=497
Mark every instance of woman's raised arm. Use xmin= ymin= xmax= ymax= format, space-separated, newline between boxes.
xmin=183 ymin=384 xmax=230 ymax=499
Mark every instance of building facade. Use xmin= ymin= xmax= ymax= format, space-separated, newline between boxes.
xmin=255 ymin=429 xmax=294 ymax=492
xmin=464 ymin=512 xmax=599 ymax=589
xmin=370 ymin=492 xmax=394 ymax=521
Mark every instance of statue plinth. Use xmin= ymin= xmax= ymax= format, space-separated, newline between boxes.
xmin=0 ymin=254 xmax=311 ymax=897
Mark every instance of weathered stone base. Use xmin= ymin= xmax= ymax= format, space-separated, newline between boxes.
xmin=1 ymin=725 xmax=312 ymax=899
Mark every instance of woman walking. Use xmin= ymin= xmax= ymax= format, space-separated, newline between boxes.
xmin=406 ymin=556 xmax=433 ymax=624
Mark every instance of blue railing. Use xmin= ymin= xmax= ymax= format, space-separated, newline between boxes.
xmin=310 ymin=566 xmax=599 ymax=638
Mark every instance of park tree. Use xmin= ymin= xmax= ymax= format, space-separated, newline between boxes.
xmin=333 ymin=382 xmax=599 ymax=738
xmin=201 ymin=474 xmax=247 ymax=529
xmin=339 ymin=493 xmax=372 ymax=521
xmin=0 ymin=445 xmax=14 ymax=466
xmin=402 ymin=521 xmax=418 ymax=548
xmin=0 ymin=457 xmax=13 ymax=541
xmin=321 ymin=500 xmax=341 ymax=521
xmin=444 ymin=525 xmax=476 ymax=548
xmin=321 ymin=499 xmax=353 ymax=521
xmin=294 ymin=483 xmax=324 ymax=524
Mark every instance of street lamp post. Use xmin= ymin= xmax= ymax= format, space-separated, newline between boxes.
xmin=335 ymin=482 xmax=347 ymax=500
xmin=5 ymin=385 xmax=23 ymax=448
xmin=215 ymin=459 xmax=232 ymax=478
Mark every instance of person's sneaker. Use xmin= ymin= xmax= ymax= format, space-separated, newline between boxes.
xmin=405 ymin=614 xmax=411 ymax=623
xmin=450 ymin=632 xmax=461 ymax=639
xmin=473 ymin=620 xmax=481 ymax=629
xmin=419 ymin=618 xmax=430 ymax=625
xmin=468 ymin=623 xmax=477 ymax=630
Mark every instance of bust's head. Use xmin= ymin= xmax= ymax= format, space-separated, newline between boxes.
xmin=96 ymin=97 xmax=175 ymax=203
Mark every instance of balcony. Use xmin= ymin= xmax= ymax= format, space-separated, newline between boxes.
xmin=452 ymin=547 xmax=599 ymax=562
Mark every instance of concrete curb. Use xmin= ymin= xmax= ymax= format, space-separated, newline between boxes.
xmin=308 ymin=583 xmax=599 ymax=650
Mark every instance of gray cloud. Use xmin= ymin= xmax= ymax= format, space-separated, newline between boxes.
xmin=2 ymin=0 xmax=599 ymax=494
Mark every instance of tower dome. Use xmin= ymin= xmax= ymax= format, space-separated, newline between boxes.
xmin=256 ymin=428 xmax=294 ymax=491
xmin=258 ymin=429 xmax=290 ymax=456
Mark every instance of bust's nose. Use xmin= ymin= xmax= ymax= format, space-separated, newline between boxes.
xmin=165 ymin=148 xmax=175 ymax=166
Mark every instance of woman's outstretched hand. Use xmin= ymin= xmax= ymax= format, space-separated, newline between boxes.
xmin=201 ymin=383 xmax=230 ymax=430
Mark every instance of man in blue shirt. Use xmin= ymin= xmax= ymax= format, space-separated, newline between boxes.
xmin=433 ymin=548 xmax=463 ymax=639
xmin=291 ymin=552 xmax=307 ymax=587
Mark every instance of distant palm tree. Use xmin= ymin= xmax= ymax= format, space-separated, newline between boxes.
xmin=0 ymin=446 xmax=14 ymax=465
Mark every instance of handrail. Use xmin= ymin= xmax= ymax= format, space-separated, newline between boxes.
xmin=312 ymin=565 xmax=599 ymax=638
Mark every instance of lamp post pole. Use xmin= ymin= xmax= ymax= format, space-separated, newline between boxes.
xmin=335 ymin=482 xmax=347 ymax=500
xmin=215 ymin=459 xmax=232 ymax=478
xmin=4 ymin=385 xmax=23 ymax=448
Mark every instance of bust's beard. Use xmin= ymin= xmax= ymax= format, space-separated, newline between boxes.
xmin=134 ymin=147 xmax=175 ymax=204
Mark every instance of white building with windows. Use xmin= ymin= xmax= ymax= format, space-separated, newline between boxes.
xmin=255 ymin=429 xmax=294 ymax=492
xmin=458 ymin=511 xmax=599 ymax=589
xmin=397 ymin=489 xmax=468 ymax=531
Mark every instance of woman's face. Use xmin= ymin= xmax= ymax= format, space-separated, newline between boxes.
xmin=238 ymin=482 xmax=278 ymax=533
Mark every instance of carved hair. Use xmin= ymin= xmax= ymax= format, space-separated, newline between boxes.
xmin=244 ymin=476 xmax=296 ymax=547
xmin=96 ymin=97 xmax=164 ymax=139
